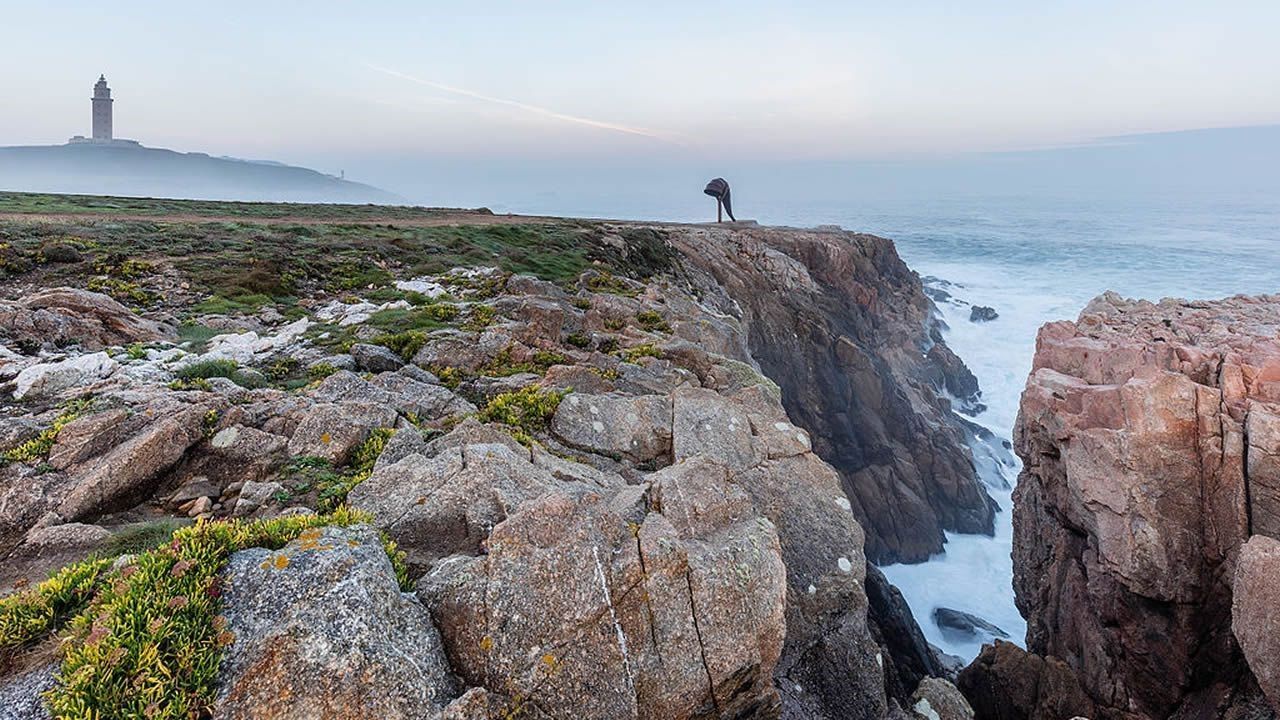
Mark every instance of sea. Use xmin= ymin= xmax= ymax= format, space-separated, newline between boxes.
xmin=371 ymin=127 xmax=1280 ymax=661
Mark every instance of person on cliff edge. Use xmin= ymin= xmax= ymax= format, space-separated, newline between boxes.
xmin=704 ymin=178 xmax=736 ymax=222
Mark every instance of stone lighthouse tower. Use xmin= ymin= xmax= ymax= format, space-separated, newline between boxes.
xmin=91 ymin=75 xmax=113 ymax=141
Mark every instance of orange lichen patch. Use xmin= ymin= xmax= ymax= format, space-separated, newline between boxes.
xmin=479 ymin=635 xmax=494 ymax=652
xmin=260 ymin=554 xmax=290 ymax=570
xmin=319 ymin=432 xmax=332 ymax=445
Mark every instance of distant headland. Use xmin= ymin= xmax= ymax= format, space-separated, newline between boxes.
xmin=0 ymin=75 xmax=400 ymax=204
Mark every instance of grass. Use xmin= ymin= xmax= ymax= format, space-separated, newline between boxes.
xmin=373 ymin=330 xmax=428 ymax=361
xmin=0 ymin=508 xmax=411 ymax=719
xmin=174 ymin=359 xmax=266 ymax=390
xmin=176 ymin=323 xmax=220 ymax=352
xmin=0 ymin=191 xmax=475 ymax=222
xmin=480 ymin=347 xmax=566 ymax=378
xmin=0 ymin=190 xmax=678 ymax=325
xmin=103 ymin=519 xmax=192 ymax=557
xmin=0 ymin=559 xmax=113 ymax=660
xmin=1 ymin=398 xmax=97 ymax=464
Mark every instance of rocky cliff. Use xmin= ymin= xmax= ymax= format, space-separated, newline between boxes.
xmin=959 ymin=292 xmax=1280 ymax=720
xmin=0 ymin=206 xmax=985 ymax=719
xmin=667 ymin=226 xmax=996 ymax=564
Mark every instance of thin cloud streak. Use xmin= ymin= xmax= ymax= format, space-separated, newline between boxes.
xmin=365 ymin=62 xmax=672 ymax=142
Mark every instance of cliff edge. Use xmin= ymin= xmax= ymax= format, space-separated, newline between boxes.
xmin=0 ymin=205 xmax=987 ymax=719
xmin=960 ymin=292 xmax=1280 ymax=720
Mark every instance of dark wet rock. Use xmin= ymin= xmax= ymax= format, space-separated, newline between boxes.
xmin=968 ymin=306 xmax=998 ymax=322
xmin=866 ymin=564 xmax=944 ymax=702
xmin=956 ymin=641 xmax=1094 ymax=720
xmin=933 ymin=607 xmax=1009 ymax=642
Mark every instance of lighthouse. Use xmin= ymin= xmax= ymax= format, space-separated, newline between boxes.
xmin=91 ymin=75 xmax=113 ymax=141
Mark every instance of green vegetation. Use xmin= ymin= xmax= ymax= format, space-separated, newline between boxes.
xmin=0 ymin=214 xmax=616 ymax=315
xmin=636 ymin=309 xmax=671 ymax=333
xmin=175 ymin=359 xmax=266 ymax=390
xmin=0 ymin=191 xmax=463 ymax=222
xmin=0 ymin=505 xmax=414 ymax=719
xmin=480 ymin=347 xmax=566 ymax=378
xmin=564 ymin=332 xmax=591 ymax=349
xmin=0 ymin=558 xmax=112 ymax=659
xmin=103 ymin=519 xmax=192 ymax=557
xmin=176 ymin=323 xmax=220 ymax=352
xmin=86 ymin=276 xmax=155 ymax=305
xmin=373 ymin=330 xmax=428 ymax=361
xmin=585 ymin=270 xmax=637 ymax=297
xmin=618 ymin=343 xmax=663 ymax=364
xmin=1 ymin=398 xmax=96 ymax=464
xmin=461 ymin=304 xmax=496 ymax=331
xmin=306 ymin=363 xmax=339 ymax=381
xmin=315 ymin=428 xmax=394 ymax=511
xmin=37 ymin=508 xmax=400 ymax=719
xmin=168 ymin=378 xmax=212 ymax=392
xmin=478 ymin=385 xmax=567 ymax=435
xmin=434 ymin=366 xmax=465 ymax=389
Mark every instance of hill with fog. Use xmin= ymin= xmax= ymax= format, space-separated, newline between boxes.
xmin=0 ymin=143 xmax=400 ymax=204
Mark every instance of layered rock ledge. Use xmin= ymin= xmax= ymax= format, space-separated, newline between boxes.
xmin=960 ymin=292 xmax=1280 ymax=720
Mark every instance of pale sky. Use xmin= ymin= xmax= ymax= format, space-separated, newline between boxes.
xmin=3 ymin=1 xmax=1279 ymax=168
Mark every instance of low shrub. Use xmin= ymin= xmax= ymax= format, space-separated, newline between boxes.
xmin=373 ymin=330 xmax=428 ymax=361
xmin=478 ymin=385 xmax=567 ymax=434
xmin=617 ymin=344 xmax=663 ymax=364
xmin=635 ymin=309 xmax=671 ymax=333
xmin=461 ymin=304 xmax=496 ymax=331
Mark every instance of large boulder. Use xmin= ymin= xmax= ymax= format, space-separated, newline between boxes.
xmin=672 ymin=386 xmax=761 ymax=470
xmin=54 ymin=403 xmax=212 ymax=523
xmin=1233 ymin=535 xmax=1280 ymax=713
xmin=350 ymin=441 xmax=593 ymax=570
xmin=285 ymin=402 xmax=397 ymax=465
xmin=550 ymin=392 xmax=672 ymax=465
xmin=350 ymin=342 xmax=405 ymax=373
xmin=666 ymin=225 xmax=995 ymax=564
xmin=12 ymin=352 xmax=117 ymax=400
xmin=0 ymin=662 xmax=56 ymax=720
xmin=0 ymin=523 xmax=111 ymax=597
xmin=310 ymin=370 xmax=474 ymax=422
xmin=420 ymin=476 xmax=787 ymax=720
xmin=172 ymin=424 xmax=289 ymax=491
xmin=911 ymin=677 xmax=974 ymax=720
xmin=0 ymin=287 xmax=172 ymax=351
xmin=214 ymin=525 xmax=462 ymax=719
